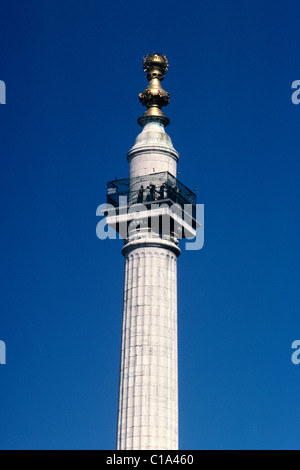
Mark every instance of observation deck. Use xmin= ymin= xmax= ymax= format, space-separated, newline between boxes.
xmin=105 ymin=171 xmax=199 ymax=239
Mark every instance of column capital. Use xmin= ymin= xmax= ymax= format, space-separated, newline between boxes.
xmin=121 ymin=237 xmax=181 ymax=258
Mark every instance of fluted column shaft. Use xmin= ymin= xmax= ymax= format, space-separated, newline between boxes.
xmin=117 ymin=244 xmax=178 ymax=450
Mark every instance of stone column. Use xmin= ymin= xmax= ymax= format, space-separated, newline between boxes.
xmin=117 ymin=240 xmax=179 ymax=450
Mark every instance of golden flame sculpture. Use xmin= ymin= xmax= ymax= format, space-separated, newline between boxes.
xmin=138 ymin=52 xmax=170 ymax=127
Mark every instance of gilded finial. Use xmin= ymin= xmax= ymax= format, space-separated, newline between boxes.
xmin=138 ymin=52 xmax=170 ymax=127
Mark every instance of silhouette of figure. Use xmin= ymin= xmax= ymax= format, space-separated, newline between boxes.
xmin=159 ymin=183 xmax=166 ymax=199
xmin=137 ymin=185 xmax=144 ymax=203
xmin=149 ymin=184 xmax=155 ymax=201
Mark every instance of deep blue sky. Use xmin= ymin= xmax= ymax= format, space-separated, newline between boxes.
xmin=1 ymin=0 xmax=300 ymax=450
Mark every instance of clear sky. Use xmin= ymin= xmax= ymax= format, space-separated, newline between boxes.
xmin=0 ymin=0 xmax=299 ymax=450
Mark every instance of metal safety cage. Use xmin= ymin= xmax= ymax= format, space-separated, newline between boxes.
xmin=107 ymin=171 xmax=197 ymax=219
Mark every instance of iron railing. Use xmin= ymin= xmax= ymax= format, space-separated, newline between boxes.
xmin=107 ymin=171 xmax=197 ymax=218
